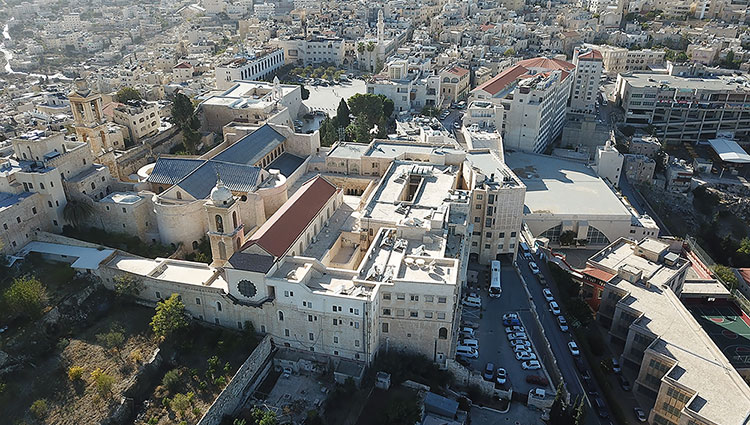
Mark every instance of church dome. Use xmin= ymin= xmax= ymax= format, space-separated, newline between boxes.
xmin=210 ymin=179 xmax=233 ymax=204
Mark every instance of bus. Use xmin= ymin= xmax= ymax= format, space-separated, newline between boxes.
xmin=489 ymin=260 xmax=502 ymax=298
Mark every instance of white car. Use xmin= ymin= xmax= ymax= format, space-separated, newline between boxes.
xmin=505 ymin=325 xmax=524 ymax=334
xmin=549 ymin=301 xmax=561 ymax=315
xmin=558 ymin=316 xmax=569 ymax=332
xmin=529 ymin=261 xmax=540 ymax=275
xmin=542 ymin=288 xmax=554 ymax=302
xmin=513 ymin=344 xmax=530 ymax=353
xmin=568 ymin=341 xmax=580 ymax=356
xmin=512 ymin=339 xmax=531 ymax=348
xmin=522 ymin=360 xmax=541 ymax=370
xmin=502 ymin=312 xmax=519 ymax=321
xmin=460 ymin=327 xmax=475 ymax=338
xmin=516 ymin=350 xmax=537 ymax=361
xmin=507 ymin=332 xmax=528 ymax=341
xmin=496 ymin=368 xmax=507 ymax=385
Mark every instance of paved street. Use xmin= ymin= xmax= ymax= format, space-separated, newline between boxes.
xmin=515 ymin=247 xmax=614 ymax=425
xmin=302 ymin=78 xmax=366 ymax=115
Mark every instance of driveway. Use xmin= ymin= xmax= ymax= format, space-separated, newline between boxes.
xmin=459 ymin=259 xmax=553 ymax=397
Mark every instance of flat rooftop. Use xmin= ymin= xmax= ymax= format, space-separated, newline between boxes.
xmin=589 ymin=239 xmax=688 ymax=287
xmin=505 ymin=152 xmax=630 ymax=217
xmin=19 ymin=241 xmax=115 ymax=270
xmin=328 ymin=142 xmax=370 ymax=159
xmin=363 ymin=161 xmax=457 ymax=225
xmin=621 ymin=72 xmax=750 ymax=92
xmin=365 ymin=141 xmax=462 ymax=158
xmin=107 ymin=254 xmax=228 ymax=291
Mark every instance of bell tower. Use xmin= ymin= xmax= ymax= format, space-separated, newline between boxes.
xmin=205 ymin=177 xmax=244 ymax=266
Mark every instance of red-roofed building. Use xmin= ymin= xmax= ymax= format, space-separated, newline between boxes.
xmin=570 ymin=47 xmax=603 ymax=114
xmin=469 ymin=56 xmax=576 ymax=152
xmin=172 ymin=62 xmax=194 ymax=82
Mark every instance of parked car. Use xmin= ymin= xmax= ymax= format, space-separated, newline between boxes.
xmin=513 ymin=344 xmax=530 ymax=353
xmin=594 ymin=398 xmax=608 ymax=418
xmin=456 ymin=345 xmax=479 ymax=358
xmin=461 ymin=338 xmax=479 ymax=349
xmin=574 ymin=357 xmax=586 ymax=372
xmin=558 ymin=316 xmax=569 ymax=332
xmin=453 ymin=120 xmax=461 ymax=129
xmin=510 ymin=339 xmax=530 ymax=347
xmin=462 ymin=296 xmax=481 ymax=308
xmin=522 ymin=360 xmax=541 ymax=370
xmin=460 ymin=327 xmax=475 ymax=338
xmin=496 ymin=368 xmax=507 ymax=385
xmin=516 ymin=350 xmax=537 ymax=361
xmin=543 ymin=288 xmax=554 ymax=302
xmin=505 ymin=325 xmax=524 ymax=334
xmin=529 ymin=261 xmax=540 ymax=274
xmin=526 ymin=375 xmax=549 ymax=386
xmin=483 ymin=362 xmax=495 ymax=381
xmin=618 ymin=375 xmax=631 ymax=391
xmin=503 ymin=318 xmax=522 ymax=327
xmin=634 ymin=408 xmax=647 ymax=423
xmin=507 ymin=332 xmax=528 ymax=341
xmin=611 ymin=357 xmax=622 ymax=374
xmin=503 ymin=312 xmax=519 ymax=321
xmin=549 ymin=301 xmax=561 ymax=315
xmin=568 ymin=341 xmax=580 ymax=356
xmin=456 ymin=355 xmax=472 ymax=367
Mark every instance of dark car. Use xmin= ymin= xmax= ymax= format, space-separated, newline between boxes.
xmin=526 ymin=375 xmax=549 ymax=386
xmin=456 ymin=355 xmax=472 ymax=367
xmin=594 ymin=397 xmax=608 ymax=418
xmin=618 ymin=375 xmax=631 ymax=391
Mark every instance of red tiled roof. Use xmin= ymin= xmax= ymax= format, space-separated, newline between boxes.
xmin=175 ymin=62 xmax=193 ymax=69
xmin=738 ymin=268 xmax=750 ymax=284
xmin=446 ymin=66 xmax=469 ymax=77
xmin=479 ymin=24 xmax=495 ymax=31
xmin=241 ymin=175 xmax=338 ymax=258
xmin=473 ymin=64 xmax=529 ymax=96
xmin=578 ymin=49 xmax=603 ymax=61
xmin=517 ymin=57 xmax=575 ymax=71
xmin=581 ymin=267 xmax=614 ymax=283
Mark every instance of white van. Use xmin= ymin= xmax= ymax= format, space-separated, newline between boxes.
xmin=456 ymin=345 xmax=479 ymax=358
xmin=461 ymin=338 xmax=479 ymax=349
xmin=460 ymin=327 xmax=475 ymax=338
xmin=462 ymin=296 xmax=481 ymax=308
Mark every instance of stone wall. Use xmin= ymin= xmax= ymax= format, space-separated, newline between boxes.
xmin=445 ymin=359 xmax=495 ymax=396
xmin=196 ymin=335 xmax=274 ymax=425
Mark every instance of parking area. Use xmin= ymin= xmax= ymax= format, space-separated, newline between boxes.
xmin=458 ymin=260 xmax=553 ymax=396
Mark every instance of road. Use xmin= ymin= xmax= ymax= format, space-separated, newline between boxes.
xmin=515 ymin=249 xmax=616 ymax=425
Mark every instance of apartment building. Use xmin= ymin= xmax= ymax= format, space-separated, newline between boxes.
xmin=439 ymin=66 xmax=470 ymax=104
xmin=585 ymin=44 xmax=666 ymax=75
xmin=471 ymin=57 xmax=575 ymax=153
xmin=615 ymin=72 xmax=750 ymax=143
xmin=112 ymin=100 xmax=161 ymax=143
xmin=628 ymin=135 xmax=661 ymax=158
xmin=570 ymin=47 xmax=603 ymax=114
xmin=254 ymin=2 xmax=276 ymax=19
xmin=366 ymin=58 xmax=441 ymax=113
xmin=590 ymin=238 xmax=750 ymax=425
xmin=215 ymin=49 xmax=285 ymax=90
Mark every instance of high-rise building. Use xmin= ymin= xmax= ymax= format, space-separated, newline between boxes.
xmin=570 ymin=47 xmax=603 ymax=114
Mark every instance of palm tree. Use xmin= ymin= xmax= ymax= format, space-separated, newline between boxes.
xmin=63 ymin=196 xmax=94 ymax=228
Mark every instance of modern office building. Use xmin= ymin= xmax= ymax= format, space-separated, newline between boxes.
xmin=615 ymin=71 xmax=750 ymax=143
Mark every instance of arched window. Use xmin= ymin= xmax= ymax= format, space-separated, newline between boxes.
xmin=586 ymin=225 xmax=610 ymax=245
xmin=540 ymin=224 xmax=563 ymax=243
xmin=215 ymin=215 xmax=224 ymax=233
xmin=217 ymin=301 xmax=222 ymax=311
xmin=176 ymin=191 xmax=182 ymax=200
xmin=192 ymin=241 xmax=199 ymax=250
xmin=438 ymin=327 xmax=448 ymax=340
xmin=218 ymin=241 xmax=226 ymax=259
xmin=278 ymin=311 xmax=284 ymax=321
xmin=232 ymin=211 xmax=238 ymax=229
xmin=91 ymin=182 xmax=96 ymax=190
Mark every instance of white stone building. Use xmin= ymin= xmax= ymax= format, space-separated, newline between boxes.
xmin=215 ymin=49 xmax=285 ymax=90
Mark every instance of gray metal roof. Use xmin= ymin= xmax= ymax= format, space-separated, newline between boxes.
xmin=267 ymin=152 xmax=305 ymax=177
xmin=147 ymin=158 xmax=205 ymax=185
xmin=213 ymin=124 xmax=287 ymax=166
xmin=177 ymin=160 xmax=261 ymax=199
xmin=227 ymin=252 xmax=275 ymax=273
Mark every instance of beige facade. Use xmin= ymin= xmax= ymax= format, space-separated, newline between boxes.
xmin=585 ymin=44 xmax=666 ymax=75
xmin=112 ymin=100 xmax=161 ymax=143
xmin=439 ymin=66 xmax=470 ymax=104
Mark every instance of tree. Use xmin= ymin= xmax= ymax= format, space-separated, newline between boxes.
xmin=162 ymin=368 xmax=181 ymax=393
xmin=2 ymin=275 xmax=47 ymax=318
xmin=150 ymin=294 xmax=189 ymax=339
xmin=319 ymin=116 xmax=337 ymax=147
xmin=63 ymin=196 xmax=94 ymax=228
xmin=336 ymin=98 xmax=350 ymax=128
xmin=379 ymin=94 xmax=394 ymax=118
xmin=713 ymin=264 xmax=738 ymax=290
xmin=172 ymin=93 xmax=200 ymax=154
xmin=250 ymin=408 xmax=278 ymax=425
xmin=30 ymin=399 xmax=49 ymax=419
xmin=559 ymin=230 xmax=577 ymax=246
xmin=299 ymin=84 xmax=310 ymax=100
xmin=96 ymin=323 xmax=126 ymax=358
xmin=738 ymin=238 xmax=750 ymax=255
xmin=549 ymin=383 xmax=567 ymax=425
xmin=504 ymin=48 xmax=515 ymax=56
xmin=349 ymin=113 xmax=373 ymax=143
xmin=383 ymin=395 xmax=421 ymax=425
xmin=171 ymin=393 xmax=191 ymax=417
xmin=115 ymin=87 xmax=141 ymax=103
xmin=113 ymin=274 xmax=144 ymax=298
xmin=90 ymin=368 xmax=115 ymax=398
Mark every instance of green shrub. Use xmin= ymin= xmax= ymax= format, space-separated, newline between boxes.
xmin=30 ymin=399 xmax=49 ymax=418
xmin=90 ymin=368 xmax=115 ymax=398
xmin=162 ymin=369 xmax=181 ymax=393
